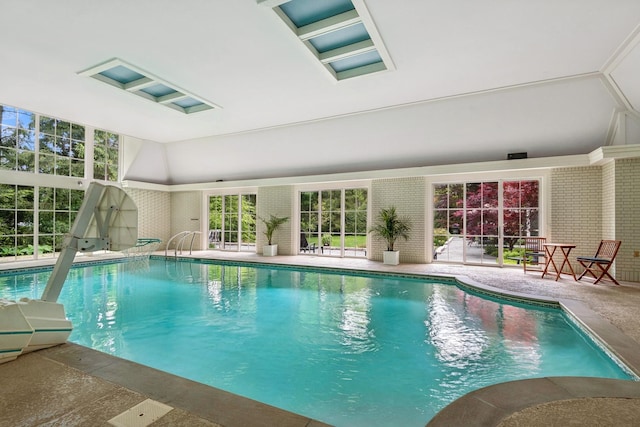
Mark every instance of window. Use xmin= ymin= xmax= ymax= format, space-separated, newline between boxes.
xmin=208 ymin=194 xmax=257 ymax=251
xmin=2 ymin=103 xmax=120 ymax=181
xmin=94 ymin=129 xmax=119 ymax=181
xmin=39 ymin=116 xmax=85 ymax=177
xmin=0 ymin=185 xmax=35 ymax=261
xmin=38 ymin=187 xmax=84 ymax=258
xmin=0 ymin=105 xmax=36 ymax=172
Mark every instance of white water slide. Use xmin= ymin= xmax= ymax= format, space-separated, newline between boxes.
xmin=0 ymin=183 xmax=138 ymax=363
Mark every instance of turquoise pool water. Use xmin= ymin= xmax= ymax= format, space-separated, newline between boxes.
xmin=0 ymin=259 xmax=634 ymax=426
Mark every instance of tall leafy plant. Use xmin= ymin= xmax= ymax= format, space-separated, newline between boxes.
xmin=369 ymin=206 xmax=411 ymax=251
xmin=260 ymin=214 xmax=289 ymax=245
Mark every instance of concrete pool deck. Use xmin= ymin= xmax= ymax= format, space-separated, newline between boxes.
xmin=2 ymin=251 xmax=640 ymax=426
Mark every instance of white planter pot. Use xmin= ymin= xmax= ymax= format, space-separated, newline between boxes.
xmin=263 ymin=244 xmax=278 ymax=256
xmin=383 ymin=250 xmax=400 ymax=265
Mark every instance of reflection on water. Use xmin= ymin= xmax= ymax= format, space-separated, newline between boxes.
xmin=0 ymin=259 xmax=632 ymax=427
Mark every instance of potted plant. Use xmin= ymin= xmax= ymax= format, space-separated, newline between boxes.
xmin=322 ymin=233 xmax=332 ymax=247
xmin=369 ymin=206 xmax=411 ymax=265
xmin=260 ymin=214 xmax=289 ymax=256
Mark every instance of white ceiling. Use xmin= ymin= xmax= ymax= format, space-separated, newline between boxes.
xmin=2 ymin=0 xmax=640 ymax=184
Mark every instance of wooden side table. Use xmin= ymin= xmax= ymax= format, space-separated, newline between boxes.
xmin=542 ymin=243 xmax=577 ymax=281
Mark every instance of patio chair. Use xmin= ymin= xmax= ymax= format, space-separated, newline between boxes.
xmin=208 ymin=229 xmax=221 ymax=245
xmin=523 ymin=237 xmax=546 ymax=273
xmin=300 ymin=233 xmax=316 ymax=253
xmin=576 ymin=240 xmax=622 ymax=285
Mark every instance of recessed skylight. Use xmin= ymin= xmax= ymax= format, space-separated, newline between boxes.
xmin=260 ymin=0 xmax=394 ymax=80
xmin=78 ymin=58 xmax=220 ymax=114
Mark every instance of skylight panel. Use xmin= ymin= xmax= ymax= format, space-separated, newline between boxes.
xmin=330 ymin=50 xmax=382 ymax=73
xmin=78 ymin=58 xmax=220 ymax=114
xmin=309 ymin=22 xmax=370 ymax=53
xmin=140 ymin=84 xmax=177 ymax=98
xmin=279 ymin=0 xmax=354 ymax=27
xmin=261 ymin=0 xmax=394 ymax=81
xmin=99 ymin=66 xmax=145 ymax=85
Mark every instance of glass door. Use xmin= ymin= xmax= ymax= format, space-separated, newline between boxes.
xmin=208 ymin=194 xmax=257 ymax=251
xmin=464 ymin=182 xmax=500 ymax=265
xmin=433 ymin=180 xmax=540 ymax=265
xmin=299 ymin=188 xmax=368 ymax=257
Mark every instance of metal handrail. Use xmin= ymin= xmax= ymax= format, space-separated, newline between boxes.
xmin=165 ymin=231 xmax=202 ymax=258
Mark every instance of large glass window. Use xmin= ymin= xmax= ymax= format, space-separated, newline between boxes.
xmin=0 ymin=104 xmax=122 ymax=262
xmin=1 ymin=103 xmax=120 ymax=181
xmin=0 ymin=185 xmax=83 ymax=262
xmin=94 ymin=129 xmax=119 ymax=181
xmin=208 ymin=194 xmax=256 ymax=251
xmin=299 ymin=188 xmax=367 ymax=257
xmin=38 ymin=187 xmax=84 ymax=258
xmin=0 ymin=185 xmax=35 ymax=261
xmin=39 ymin=116 xmax=85 ymax=177
xmin=0 ymin=105 xmax=36 ymax=172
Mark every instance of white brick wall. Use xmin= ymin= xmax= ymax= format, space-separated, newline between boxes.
xmin=125 ymin=188 xmax=171 ymax=249
xmin=371 ymin=177 xmax=427 ymax=263
xmin=550 ymin=162 xmax=640 ymax=282
xmin=257 ymin=186 xmax=294 ymax=255
xmin=550 ymin=167 xmax=602 ymax=273
xmin=602 ymin=162 xmax=615 ymax=240
xmin=614 ymin=158 xmax=640 ymax=282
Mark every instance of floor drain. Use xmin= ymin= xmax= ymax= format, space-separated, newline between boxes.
xmin=108 ymin=399 xmax=173 ymax=427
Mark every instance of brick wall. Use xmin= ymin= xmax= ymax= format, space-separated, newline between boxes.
xmin=614 ymin=158 xmax=640 ymax=282
xmin=550 ymin=162 xmax=640 ymax=282
xmin=125 ymin=188 xmax=171 ymax=249
xmin=550 ymin=166 xmax=602 ymax=273
xmin=371 ymin=177 xmax=427 ymax=263
xmin=257 ymin=186 xmax=294 ymax=255
xmin=602 ymin=162 xmax=615 ymax=240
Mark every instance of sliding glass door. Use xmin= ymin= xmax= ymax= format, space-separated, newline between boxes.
xmin=208 ymin=194 xmax=256 ymax=251
xmin=433 ymin=180 xmax=540 ymax=265
xmin=299 ymin=188 xmax=367 ymax=257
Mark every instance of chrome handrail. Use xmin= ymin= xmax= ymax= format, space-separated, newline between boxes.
xmin=165 ymin=231 xmax=202 ymax=257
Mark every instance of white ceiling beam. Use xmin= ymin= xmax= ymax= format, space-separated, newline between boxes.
xmin=77 ymin=58 xmax=123 ymax=77
xmin=124 ymin=77 xmax=156 ymax=92
xmin=319 ymin=39 xmax=376 ymax=64
xmin=352 ymin=0 xmax=395 ymax=72
xmin=297 ymin=10 xmax=361 ymax=41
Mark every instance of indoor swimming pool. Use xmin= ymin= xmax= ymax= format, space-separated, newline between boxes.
xmin=0 ymin=258 xmax=635 ymax=426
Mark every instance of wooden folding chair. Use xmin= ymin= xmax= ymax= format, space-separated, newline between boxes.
xmin=577 ymin=240 xmax=622 ymax=285
xmin=523 ymin=237 xmax=546 ymax=273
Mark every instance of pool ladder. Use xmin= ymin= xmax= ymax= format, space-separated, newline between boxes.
xmin=165 ymin=231 xmax=201 ymax=258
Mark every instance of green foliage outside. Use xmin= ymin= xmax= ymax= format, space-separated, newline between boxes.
xmin=306 ymin=234 xmax=366 ymax=248
xmin=0 ymin=184 xmax=83 ymax=258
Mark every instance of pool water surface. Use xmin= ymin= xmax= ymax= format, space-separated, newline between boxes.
xmin=0 ymin=259 xmax=634 ymax=426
